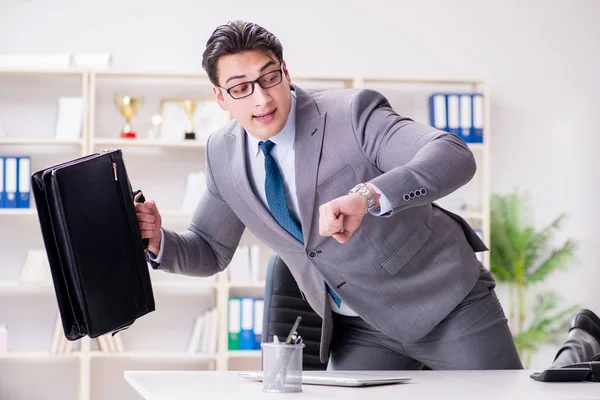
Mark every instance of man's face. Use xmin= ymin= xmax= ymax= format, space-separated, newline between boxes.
xmin=213 ymin=50 xmax=292 ymax=141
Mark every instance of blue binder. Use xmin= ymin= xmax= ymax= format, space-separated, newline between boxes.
xmin=428 ymin=93 xmax=448 ymax=132
xmin=239 ymin=297 xmax=255 ymax=350
xmin=253 ymin=298 xmax=264 ymax=350
xmin=471 ymin=93 xmax=484 ymax=143
xmin=17 ymin=156 xmax=31 ymax=208
xmin=0 ymin=157 xmax=5 ymax=208
xmin=447 ymin=94 xmax=460 ymax=136
xmin=459 ymin=94 xmax=473 ymax=143
xmin=4 ymin=157 xmax=17 ymax=208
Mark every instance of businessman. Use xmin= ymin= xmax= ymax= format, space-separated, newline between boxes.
xmin=136 ymin=20 xmax=523 ymax=370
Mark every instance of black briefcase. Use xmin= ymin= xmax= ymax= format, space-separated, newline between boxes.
xmin=31 ymin=149 xmax=155 ymax=340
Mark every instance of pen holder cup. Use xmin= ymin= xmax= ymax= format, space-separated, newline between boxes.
xmin=261 ymin=342 xmax=305 ymax=393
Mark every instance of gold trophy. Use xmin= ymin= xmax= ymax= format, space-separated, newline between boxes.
xmin=115 ymin=95 xmax=142 ymax=139
xmin=182 ymin=99 xmax=196 ymax=140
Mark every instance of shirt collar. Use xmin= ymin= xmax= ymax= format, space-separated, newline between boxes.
xmin=247 ymin=89 xmax=297 ymax=157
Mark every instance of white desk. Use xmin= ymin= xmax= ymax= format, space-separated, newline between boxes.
xmin=124 ymin=370 xmax=599 ymax=400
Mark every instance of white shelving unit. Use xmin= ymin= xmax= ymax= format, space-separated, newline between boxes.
xmin=92 ymin=138 xmax=206 ymax=149
xmin=0 ymin=68 xmax=490 ymax=400
xmin=0 ymin=66 xmax=90 ymax=400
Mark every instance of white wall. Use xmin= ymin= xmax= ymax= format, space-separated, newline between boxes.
xmin=1 ymin=0 xmax=599 ymax=368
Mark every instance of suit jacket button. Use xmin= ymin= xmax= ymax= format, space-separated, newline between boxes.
xmin=308 ymin=250 xmax=318 ymax=259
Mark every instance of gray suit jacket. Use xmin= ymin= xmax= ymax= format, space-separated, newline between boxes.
xmin=159 ymin=85 xmax=488 ymax=362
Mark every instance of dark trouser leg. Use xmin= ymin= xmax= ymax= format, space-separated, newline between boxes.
xmin=327 ymin=313 xmax=423 ymax=371
xmin=404 ymin=266 xmax=523 ymax=370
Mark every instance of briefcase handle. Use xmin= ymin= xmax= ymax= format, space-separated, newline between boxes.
xmin=132 ymin=189 xmax=150 ymax=252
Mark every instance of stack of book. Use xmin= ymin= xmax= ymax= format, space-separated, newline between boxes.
xmin=186 ymin=308 xmax=218 ymax=354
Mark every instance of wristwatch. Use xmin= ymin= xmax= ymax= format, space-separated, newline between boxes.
xmin=349 ymin=183 xmax=377 ymax=212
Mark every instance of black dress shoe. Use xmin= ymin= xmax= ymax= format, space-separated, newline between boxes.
xmin=569 ymin=309 xmax=600 ymax=344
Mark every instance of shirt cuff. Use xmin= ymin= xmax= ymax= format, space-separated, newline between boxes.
xmin=368 ymin=184 xmax=393 ymax=217
xmin=147 ymin=229 xmax=165 ymax=269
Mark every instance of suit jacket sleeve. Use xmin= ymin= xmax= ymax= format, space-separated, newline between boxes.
xmin=159 ymin=134 xmax=246 ymax=277
xmin=351 ymin=89 xmax=477 ymax=213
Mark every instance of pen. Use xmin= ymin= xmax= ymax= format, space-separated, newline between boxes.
xmin=263 ymin=316 xmax=303 ymax=390
xmin=291 ymin=334 xmax=303 ymax=345
xmin=285 ymin=316 xmax=302 ymax=344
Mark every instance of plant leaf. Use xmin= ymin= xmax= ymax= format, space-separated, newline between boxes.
xmin=527 ymin=240 xmax=577 ymax=283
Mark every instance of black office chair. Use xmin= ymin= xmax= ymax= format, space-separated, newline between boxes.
xmin=262 ymin=253 xmax=327 ymax=370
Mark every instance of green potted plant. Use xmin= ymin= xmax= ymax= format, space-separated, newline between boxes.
xmin=490 ymin=188 xmax=579 ymax=367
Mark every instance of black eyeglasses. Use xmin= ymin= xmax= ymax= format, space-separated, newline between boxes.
xmin=219 ymin=64 xmax=284 ymax=100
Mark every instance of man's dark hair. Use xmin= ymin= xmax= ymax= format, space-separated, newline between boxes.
xmin=202 ymin=20 xmax=284 ymax=87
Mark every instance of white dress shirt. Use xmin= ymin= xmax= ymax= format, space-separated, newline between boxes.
xmin=151 ymin=89 xmax=394 ymax=317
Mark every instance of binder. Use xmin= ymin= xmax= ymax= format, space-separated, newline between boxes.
xmin=4 ymin=157 xmax=17 ymax=208
xmin=253 ymin=298 xmax=264 ymax=350
xmin=459 ymin=94 xmax=473 ymax=142
xmin=239 ymin=297 xmax=255 ymax=350
xmin=428 ymin=93 xmax=448 ymax=132
xmin=228 ymin=297 xmax=241 ymax=350
xmin=31 ymin=149 xmax=155 ymax=340
xmin=0 ymin=157 xmax=5 ymax=208
xmin=472 ymin=93 xmax=484 ymax=143
xmin=17 ymin=156 xmax=31 ymax=208
xmin=447 ymin=94 xmax=460 ymax=136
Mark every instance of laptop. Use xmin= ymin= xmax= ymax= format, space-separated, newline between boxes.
xmin=239 ymin=370 xmax=411 ymax=387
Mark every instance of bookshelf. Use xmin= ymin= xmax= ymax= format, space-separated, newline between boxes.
xmin=0 ymin=67 xmax=490 ymax=400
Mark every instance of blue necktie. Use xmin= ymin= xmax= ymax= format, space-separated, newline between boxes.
xmin=259 ymin=140 xmax=342 ymax=308
xmin=259 ymin=140 xmax=304 ymax=243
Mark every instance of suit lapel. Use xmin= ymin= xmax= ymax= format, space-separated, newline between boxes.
xmin=225 ymin=124 xmax=302 ymax=249
xmin=293 ymin=86 xmax=326 ymax=245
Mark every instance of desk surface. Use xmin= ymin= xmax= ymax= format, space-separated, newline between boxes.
xmin=124 ymin=370 xmax=599 ymax=400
